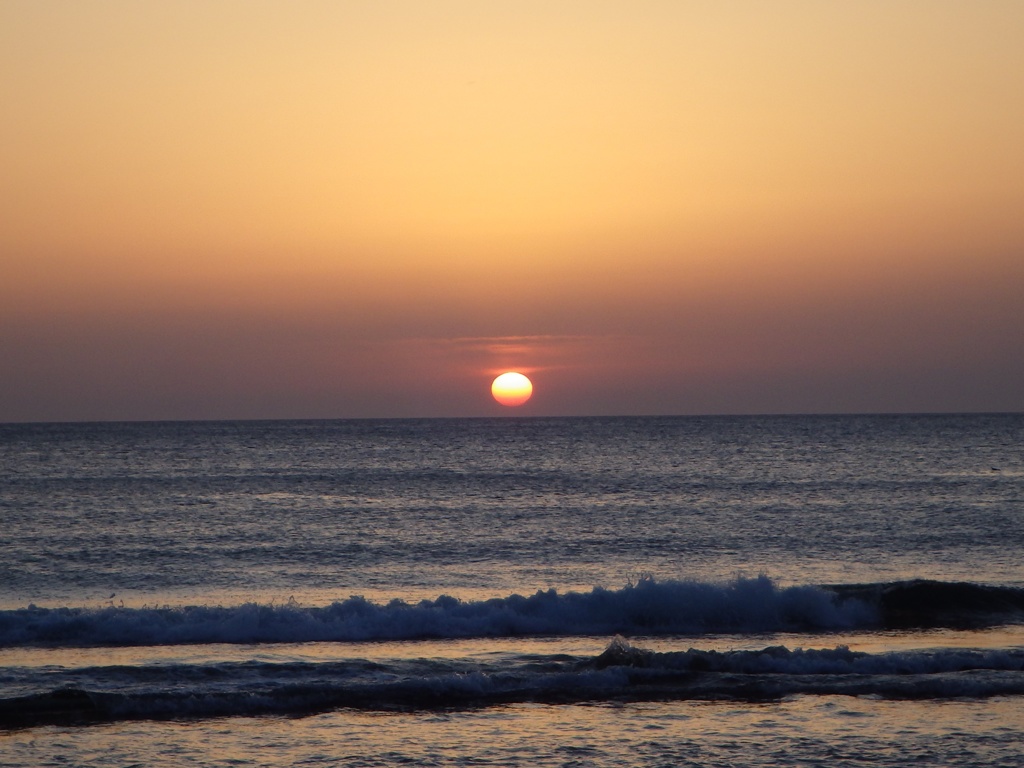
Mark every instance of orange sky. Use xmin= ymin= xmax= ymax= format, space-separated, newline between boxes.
xmin=2 ymin=2 xmax=1022 ymax=421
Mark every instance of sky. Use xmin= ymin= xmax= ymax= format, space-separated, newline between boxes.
xmin=2 ymin=1 xmax=1022 ymax=421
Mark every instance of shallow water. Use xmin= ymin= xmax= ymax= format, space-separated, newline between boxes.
xmin=5 ymin=696 xmax=1023 ymax=768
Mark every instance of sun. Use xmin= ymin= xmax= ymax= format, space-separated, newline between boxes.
xmin=491 ymin=372 xmax=533 ymax=407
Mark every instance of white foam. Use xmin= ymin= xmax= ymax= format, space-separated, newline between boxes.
xmin=1 ymin=576 xmax=881 ymax=648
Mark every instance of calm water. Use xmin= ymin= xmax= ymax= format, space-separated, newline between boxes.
xmin=2 ymin=414 xmax=1023 ymax=766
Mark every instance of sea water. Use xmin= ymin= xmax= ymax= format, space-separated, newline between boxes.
xmin=1 ymin=415 xmax=1022 ymax=766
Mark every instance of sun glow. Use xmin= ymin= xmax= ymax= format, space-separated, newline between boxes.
xmin=491 ymin=372 xmax=533 ymax=407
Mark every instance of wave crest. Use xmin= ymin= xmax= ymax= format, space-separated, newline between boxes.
xmin=3 ymin=576 xmax=1021 ymax=649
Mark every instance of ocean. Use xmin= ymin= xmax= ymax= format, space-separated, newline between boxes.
xmin=1 ymin=414 xmax=1023 ymax=766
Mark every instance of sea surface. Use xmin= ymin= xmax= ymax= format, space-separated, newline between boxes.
xmin=1 ymin=414 xmax=1023 ymax=766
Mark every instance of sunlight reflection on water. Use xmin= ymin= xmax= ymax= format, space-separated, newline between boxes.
xmin=4 ymin=697 xmax=1022 ymax=767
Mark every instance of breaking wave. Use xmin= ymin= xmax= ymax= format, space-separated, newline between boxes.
xmin=3 ymin=637 xmax=1024 ymax=728
xmin=2 ymin=577 xmax=1022 ymax=649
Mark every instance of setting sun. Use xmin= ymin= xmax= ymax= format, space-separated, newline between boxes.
xmin=491 ymin=372 xmax=533 ymax=407
xmin=1 ymin=3 xmax=1022 ymax=422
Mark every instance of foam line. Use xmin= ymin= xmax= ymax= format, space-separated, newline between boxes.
xmin=3 ymin=577 xmax=1021 ymax=649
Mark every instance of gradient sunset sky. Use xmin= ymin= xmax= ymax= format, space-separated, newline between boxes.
xmin=3 ymin=2 xmax=1022 ymax=421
